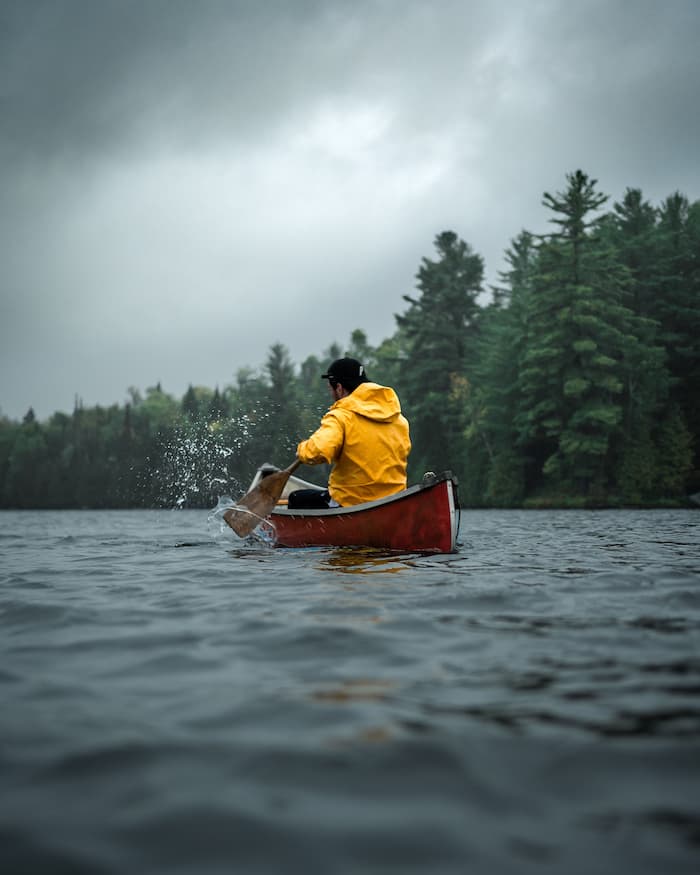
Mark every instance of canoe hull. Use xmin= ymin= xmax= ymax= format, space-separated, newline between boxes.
xmin=268 ymin=472 xmax=458 ymax=553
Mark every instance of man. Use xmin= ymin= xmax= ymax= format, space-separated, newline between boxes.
xmin=288 ymin=357 xmax=411 ymax=508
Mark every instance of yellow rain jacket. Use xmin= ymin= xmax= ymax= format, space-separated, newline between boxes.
xmin=296 ymin=382 xmax=411 ymax=506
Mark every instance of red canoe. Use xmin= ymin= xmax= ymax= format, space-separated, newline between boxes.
xmin=266 ymin=471 xmax=459 ymax=553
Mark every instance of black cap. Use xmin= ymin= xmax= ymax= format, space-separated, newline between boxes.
xmin=321 ymin=357 xmax=369 ymax=390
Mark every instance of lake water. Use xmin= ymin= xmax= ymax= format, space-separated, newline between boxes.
xmin=1 ymin=508 xmax=699 ymax=874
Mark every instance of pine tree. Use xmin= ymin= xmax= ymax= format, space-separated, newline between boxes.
xmin=466 ymin=230 xmax=537 ymax=503
xmin=610 ymin=188 xmax=660 ymax=318
xmin=516 ymin=171 xmax=660 ymax=496
xmin=264 ymin=343 xmax=303 ymax=458
xmin=345 ymin=329 xmax=376 ymax=370
xmin=655 ymin=194 xmax=700 ymax=487
xmin=396 ymin=231 xmax=484 ymax=480
xmin=182 ymin=385 xmax=200 ymax=420
xmin=654 ymin=405 xmax=694 ymax=497
xmin=605 ymin=188 xmax=672 ymax=499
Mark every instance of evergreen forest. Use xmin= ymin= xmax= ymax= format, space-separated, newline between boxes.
xmin=2 ymin=171 xmax=699 ymax=509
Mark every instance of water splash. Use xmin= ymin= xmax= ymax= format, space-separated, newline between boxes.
xmin=207 ymin=495 xmax=236 ymax=542
xmin=163 ymin=426 xmax=235 ymax=508
xmin=141 ymin=419 xmax=244 ymax=508
xmin=137 ymin=406 xmax=298 ymax=513
xmin=207 ymin=495 xmax=278 ymax=547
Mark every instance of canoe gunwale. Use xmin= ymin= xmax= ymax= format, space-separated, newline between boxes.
xmin=271 ymin=470 xmax=458 ymax=519
xmin=264 ymin=470 xmax=459 ymax=553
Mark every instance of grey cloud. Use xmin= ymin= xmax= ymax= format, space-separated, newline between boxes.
xmin=2 ymin=0 xmax=332 ymax=162
xmin=1 ymin=0 xmax=699 ymax=420
xmin=0 ymin=1 xmax=531 ymax=164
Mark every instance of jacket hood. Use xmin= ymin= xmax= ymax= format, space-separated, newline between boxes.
xmin=334 ymin=382 xmax=402 ymax=423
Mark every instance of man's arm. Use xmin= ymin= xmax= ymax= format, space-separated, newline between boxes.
xmin=297 ymin=411 xmax=345 ymax=465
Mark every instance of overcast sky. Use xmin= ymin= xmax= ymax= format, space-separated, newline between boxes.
xmin=1 ymin=0 xmax=699 ymax=420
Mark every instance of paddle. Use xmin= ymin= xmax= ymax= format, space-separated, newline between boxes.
xmin=223 ymin=459 xmax=303 ymax=538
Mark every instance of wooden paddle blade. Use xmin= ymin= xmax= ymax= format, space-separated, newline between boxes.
xmin=223 ymin=460 xmax=302 ymax=538
xmin=222 ymin=505 xmax=268 ymax=538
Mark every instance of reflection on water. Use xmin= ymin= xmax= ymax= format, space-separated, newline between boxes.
xmin=315 ymin=547 xmax=413 ymax=575
xmin=311 ymin=678 xmax=394 ymax=703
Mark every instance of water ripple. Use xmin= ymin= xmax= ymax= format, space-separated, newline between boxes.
xmin=0 ymin=508 xmax=698 ymax=874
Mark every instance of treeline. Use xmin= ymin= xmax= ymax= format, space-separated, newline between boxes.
xmin=1 ymin=170 xmax=698 ymax=508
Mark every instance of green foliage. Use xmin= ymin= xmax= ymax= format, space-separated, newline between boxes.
xmin=396 ymin=230 xmax=484 ymax=481
xmin=654 ymin=407 xmax=694 ymax=496
xmin=484 ymin=450 xmax=525 ymax=507
xmin=1 ymin=171 xmax=697 ymax=508
xmin=617 ymin=430 xmax=657 ymax=503
xmin=513 ymin=170 xmax=672 ymax=495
